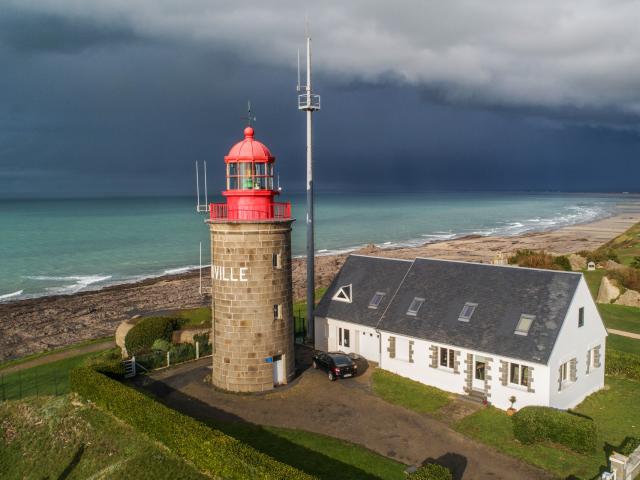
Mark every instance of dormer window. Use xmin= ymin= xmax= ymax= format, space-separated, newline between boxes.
xmin=407 ymin=297 xmax=425 ymax=316
xmin=369 ymin=292 xmax=386 ymax=309
xmin=515 ymin=314 xmax=535 ymax=336
xmin=332 ymin=284 xmax=352 ymax=303
xmin=458 ymin=302 xmax=477 ymax=322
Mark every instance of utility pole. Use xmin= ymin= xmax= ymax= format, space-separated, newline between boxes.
xmin=297 ymin=34 xmax=321 ymax=342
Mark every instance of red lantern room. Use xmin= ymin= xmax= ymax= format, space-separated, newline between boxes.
xmin=209 ymin=126 xmax=291 ymax=221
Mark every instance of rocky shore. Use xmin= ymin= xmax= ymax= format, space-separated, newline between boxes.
xmin=2 ymin=205 xmax=640 ymax=362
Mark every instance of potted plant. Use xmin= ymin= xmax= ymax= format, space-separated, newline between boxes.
xmin=507 ymin=395 xmax=517 ymax=416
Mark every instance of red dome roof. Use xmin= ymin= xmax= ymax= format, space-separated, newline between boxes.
xmin=225 ymin=126 xmax=274 ymax=162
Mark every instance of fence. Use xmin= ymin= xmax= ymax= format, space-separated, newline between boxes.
xmin=293 ymin=304 xmax=307 ymax=344
xmin=0 ymin=368 xmax=70 ymax=402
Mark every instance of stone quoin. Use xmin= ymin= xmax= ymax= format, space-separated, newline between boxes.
xmin=205 ymin=125 xmax=295 ymax=392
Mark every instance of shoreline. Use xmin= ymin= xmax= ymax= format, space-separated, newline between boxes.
xmin=2 ymin=204 xmax=640 ymax=362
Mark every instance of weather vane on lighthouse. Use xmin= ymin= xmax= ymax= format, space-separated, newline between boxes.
xmin=297 ymin=29 xmax=321 ymax=343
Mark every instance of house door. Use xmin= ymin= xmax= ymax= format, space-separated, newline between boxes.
xmin=354 ymin=330 xmax=360 ymax=354
xmin=273 ymin=355 xmax=284 ymax=386
xmin=473 ymin=356 xmax=486 ymax=391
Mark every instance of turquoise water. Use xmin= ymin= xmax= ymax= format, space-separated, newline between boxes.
xmin=0 ymin=193 xmax=628 ymax=301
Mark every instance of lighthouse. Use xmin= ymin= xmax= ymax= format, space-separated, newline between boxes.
xmin=206 ymin=125 xmax=295 ymax=392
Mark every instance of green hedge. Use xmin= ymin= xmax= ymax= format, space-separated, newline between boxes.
xmin=70 ymin=367 xmax=315 ymax=480
xmin=512 ymin=406 xmax=597 ymax=454
xmin=125 ymin=316 xmax=180 ymax=356
xmin=606 ymin=349 xmax=640 ymax=381
xmin=408 ymin=464 xmax=452 ymax=480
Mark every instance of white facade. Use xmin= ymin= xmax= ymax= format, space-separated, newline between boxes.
xmin=315 ymin=277 xmax=606 ymax=411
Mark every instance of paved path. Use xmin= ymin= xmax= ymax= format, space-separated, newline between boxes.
xmin=0 ymin=339 xmax=115 ymax=375
xmin=608 ymin=328 xmax=640 ymax=340
xmin=139 ymin=358 xmax=552 ymax=480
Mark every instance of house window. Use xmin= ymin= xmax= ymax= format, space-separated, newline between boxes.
xmin=333 ymin=284 xmax=352 ymax=303
xmin=339 ymin=328 xmax=342 ymax=346
xmin=559 ymin=361 xmax=569 ymax=384
xmin=439 ymin=347 xmax=455 ymax=369
xmin=509 ymin=363 xmax=530 ymax=387
xmin=407 ymin=297 xmax=425 ymax=316
xmin=368 ymin=292 xmax=386 ymax=309
xmin=578 ymin=307 xmax=584 ymax=328
xmin=273 ymin=304 xmax=282 ymax=320
xmin=272 ymin=252 xmax=282 ymax=269
xmin=586 ymin=349 xmax=592 ymax=374
xmin=343 ymin=329 xmax=350 ymax=348
xmin=458 ymin=302 xmax=477 ymax=322
xmin=515 ymin=314 xmax=535 ymax=336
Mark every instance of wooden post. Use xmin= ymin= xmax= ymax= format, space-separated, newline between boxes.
xmin=196 ymin=341 xmax=200 ymax=360
xmin=167 ymin=351 xmax=170 ymax=367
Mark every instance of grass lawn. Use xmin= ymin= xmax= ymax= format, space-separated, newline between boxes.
xmin=0 ymin=349 xmax=119 ymax=401
xmin=598 ymin=304 xmax=640 ymax=334
xmin=583 ymin=269 xmax=607 ymax=300
xmin=208 ymin=420 xmax=406 ymax=480
xmin=175 ymin=307 xmax=211 ymax=327
xmin=371 ymin=369 xmax=451 ymax=415
xmin=0 ymin=335 xmax=113 ymax=371
xmin=455 ymin=377 xmax=640 ymax=479
xmin=607 ymin=334 xmax=640 ymax=355
xmin=0 ymin=395 xmax=209 ymax=480
xmin=293 ymin=287 xmax=328 ymax=333
xmin=604 ymin=221 xmax=640 ymax=266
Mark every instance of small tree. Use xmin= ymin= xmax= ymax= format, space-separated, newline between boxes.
xmin=631 ymin=256 xmax=640 ymax=269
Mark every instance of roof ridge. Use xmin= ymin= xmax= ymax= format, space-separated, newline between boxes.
xmin=413 ymin=256 xmax=583 ymax=275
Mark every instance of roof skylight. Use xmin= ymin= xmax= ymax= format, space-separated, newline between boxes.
xmin=458 ymin=302 xmax=477 ymax=322
xmin=515 ymin=314 xmax=535 ymax=336
xmin=332 ymin=284 xmax=353 ymax=303
xmin=368 ymin=292 xmax=386 ymax=309
xmin=406 ymin=297 xmax=425 ymax=316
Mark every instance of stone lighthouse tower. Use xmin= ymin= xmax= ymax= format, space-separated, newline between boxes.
xmin=206 ymin=125 xmax=295 ymax=392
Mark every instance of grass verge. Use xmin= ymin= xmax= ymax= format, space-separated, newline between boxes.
xmin=371 ymin=369 xmax=451 ymax=415
xmin=0 ymin=395 xmax=208 ymax=480
xmin=607 ymin=334 xmax=640 ymax=355
xmin=0 ymin=336 xmax=113 ymax=371
xmin=599 ymin=304 xmax=640 ymax=334
xmin=455 ymin=377 xmax=640 ymax=479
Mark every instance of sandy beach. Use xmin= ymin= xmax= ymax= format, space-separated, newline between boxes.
xmin=2 ymin=202 xmax=640 ymax=363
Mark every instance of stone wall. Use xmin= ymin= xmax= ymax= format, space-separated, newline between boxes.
xmin=209 ymin=220 xmax=295 ymax=392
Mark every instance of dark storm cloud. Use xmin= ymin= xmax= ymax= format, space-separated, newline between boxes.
xmin=0 ymin=1 xmax=639 ymax=197
xmin=0 ymin=6 xmax=140 ymax=53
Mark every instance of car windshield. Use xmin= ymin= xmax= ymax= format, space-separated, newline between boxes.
xmin=331 ymin=354 xmax=352 ymax=366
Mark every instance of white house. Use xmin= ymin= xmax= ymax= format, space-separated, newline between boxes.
xmin=314 ymin=255 xmax=607 ymax=411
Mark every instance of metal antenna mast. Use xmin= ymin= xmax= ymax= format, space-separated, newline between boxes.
xmin=297 ymin=31 xmax=321 ymax=342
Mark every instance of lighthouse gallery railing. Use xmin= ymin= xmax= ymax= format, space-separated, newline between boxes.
xmin=209 ymin=202 xmax=291 ymax=221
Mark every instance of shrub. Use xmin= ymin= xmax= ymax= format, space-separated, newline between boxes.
xmin=194 ymin=333 xmax=212 ymax=356
xmin=151 ymin=339 xmax=171 ymax=352
xmin=606 ymin=349 xmax=640 ymax=381
xmin=512 ymin=406 xmax=598 ymax=453
xmin=408 ymin=464 xmax=452 ymax=480
xmin=618 ymin=437 xmax=640 ymax=456
xmin=69 ymin=367 xmax=314 ymax=479
xmin=610 ymin=267 xmax=640 ymax=291
xmin=80 ymin=348 xmax=125 ymax=376
xmin=125 ymin=316 xmax=180 ymax=356
xmin=578 ymin=248 xmax=619 ymax=264
xmin=170 ymin=343 xmax=196 ymax=363
xmin=632 ymin=256 xmax=640 ymax=269
xmin=508 ymin=250 xmax=571 ymax=271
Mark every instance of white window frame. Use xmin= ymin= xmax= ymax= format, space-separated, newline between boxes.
xmin=458 ymin=302 xmax=477 ymax=322
xmin=368 ymin=291 xmax=386 ymax=309
xmin=332 ymin=284 xmax=353 ymax=303
xmin=439 ymin=347 xmax=455 ymax=370
xmin=559 ymin=361 xmax=569 ymax=386
xmin=407 ymin=297 xmax=425 ymax=316
xmin=515 ymin=314 xmax=535 ymax=336
xmin=509 ymin=362 xmax=530 ymax=387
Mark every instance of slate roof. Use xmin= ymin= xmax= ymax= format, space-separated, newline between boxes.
xmin=314 ymin=255 xmax=412 ymax=329
xmin=315 ymin=254 xmax=582 ymax=364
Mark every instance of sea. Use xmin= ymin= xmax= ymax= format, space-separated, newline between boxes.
xmin=0 ymin=192 xmax=631 ymax=302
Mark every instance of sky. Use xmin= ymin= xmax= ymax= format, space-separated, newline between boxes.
xmin=1 ymin=0 xmax=639 ymax=198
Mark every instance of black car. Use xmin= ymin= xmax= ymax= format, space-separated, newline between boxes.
xmin=312 ymin=352 xmax=358 ymax=381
